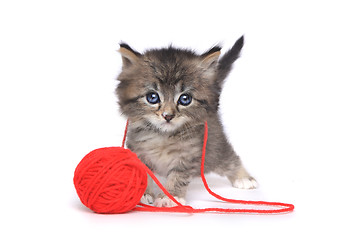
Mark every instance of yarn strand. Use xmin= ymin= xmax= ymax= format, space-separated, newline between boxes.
xmin=199 ymin=122 xmax=294 ymax=214
xmin=121 ymin=120 xmax=129 ymax=148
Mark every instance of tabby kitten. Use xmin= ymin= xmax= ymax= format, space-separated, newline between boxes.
xmin=116 ymin=36 xmax=257 ymax=207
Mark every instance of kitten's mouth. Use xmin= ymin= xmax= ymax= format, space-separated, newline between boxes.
xmin=158 ymin=120 xmax=178 ymax=132
xmin=146 ymin=116 xmax=185 ymax=133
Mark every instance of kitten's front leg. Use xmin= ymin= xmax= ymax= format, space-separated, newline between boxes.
xmin=154 ymin=170 xmax=190 ymax=207
xmin=140 ymin=175 xmax=155 ymax=205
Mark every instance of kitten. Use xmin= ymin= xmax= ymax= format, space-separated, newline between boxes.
xmin=116 ymin=36 xmax=257 ymax=207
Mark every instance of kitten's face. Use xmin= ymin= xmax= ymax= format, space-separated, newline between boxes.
xmin=117 ymin=45 xmax=221 ymax=132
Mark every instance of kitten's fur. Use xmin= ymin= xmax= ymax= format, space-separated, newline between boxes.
xmin=116 ymin=36 xmax=257 ymax=207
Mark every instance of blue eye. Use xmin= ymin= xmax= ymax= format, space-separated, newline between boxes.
xmin=146 ymin=92 xmax=160 ymax=104
xmin=178 ymin=94 xmax=192 ymax=106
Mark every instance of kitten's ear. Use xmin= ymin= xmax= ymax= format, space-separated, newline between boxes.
xmin=199 ymin=46 xmax=221 ymax=77
xmin=217 ymin=36 xmax=244 ymax=84
xmin=200 ymin=47 xmax=221 ymax=69
xmin=119 ymin=43 xmax=141 ymax=68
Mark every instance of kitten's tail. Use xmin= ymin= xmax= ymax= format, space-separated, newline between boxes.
xmin=216 ymin=36 xmax=244 ymax=88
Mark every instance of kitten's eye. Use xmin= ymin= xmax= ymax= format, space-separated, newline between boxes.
xmin=146 ymin=92 xmax=160 ymax=104
xmin=178 ymin=94 xmax=192 ymax=106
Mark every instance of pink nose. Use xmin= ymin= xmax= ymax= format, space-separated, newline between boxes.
xmin=162 ymin=113 xmax=175 ymax=122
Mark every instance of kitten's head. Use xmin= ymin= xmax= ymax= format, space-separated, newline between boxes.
xmin=116 ymin=37 xmax=244 ymax=132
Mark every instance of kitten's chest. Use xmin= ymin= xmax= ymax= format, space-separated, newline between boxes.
xmin=127 ymin=130 xmax=202 ymax=176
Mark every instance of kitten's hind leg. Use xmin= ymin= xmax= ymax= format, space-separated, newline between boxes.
xmin=228 ymin=165 xmax=258 ymax=189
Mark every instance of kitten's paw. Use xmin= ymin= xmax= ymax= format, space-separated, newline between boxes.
xmin=140 ymin=194 xmax=154 ymax=205
xmin=232 ymin=177 xmax=258 ymax=189
xmin=154 ymin=196 xmax=186 ymax=207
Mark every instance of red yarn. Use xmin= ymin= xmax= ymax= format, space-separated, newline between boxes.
xmin=73 ymin=147 xmax=147 ymax=213
xmin=73 ymin=121 xmax=294 ymax=214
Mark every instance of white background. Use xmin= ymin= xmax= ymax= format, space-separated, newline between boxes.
xmin=1 ymin=0 xmax=359 ymax=239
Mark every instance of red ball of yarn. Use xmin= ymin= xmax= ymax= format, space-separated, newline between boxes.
xmin=73 ymin=147 xmax=147 ymax=214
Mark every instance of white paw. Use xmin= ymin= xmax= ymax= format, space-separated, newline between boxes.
xmin=154 ymin=196 xmax=186 ymax=207
xmin=233 ymin=177 xmax=258 ymax=189
xmin=140 ymin=194 xmax=154 ymax=205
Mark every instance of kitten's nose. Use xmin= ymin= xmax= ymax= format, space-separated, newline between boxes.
xmin=162 ymin=113 xmax=175 ymax=122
